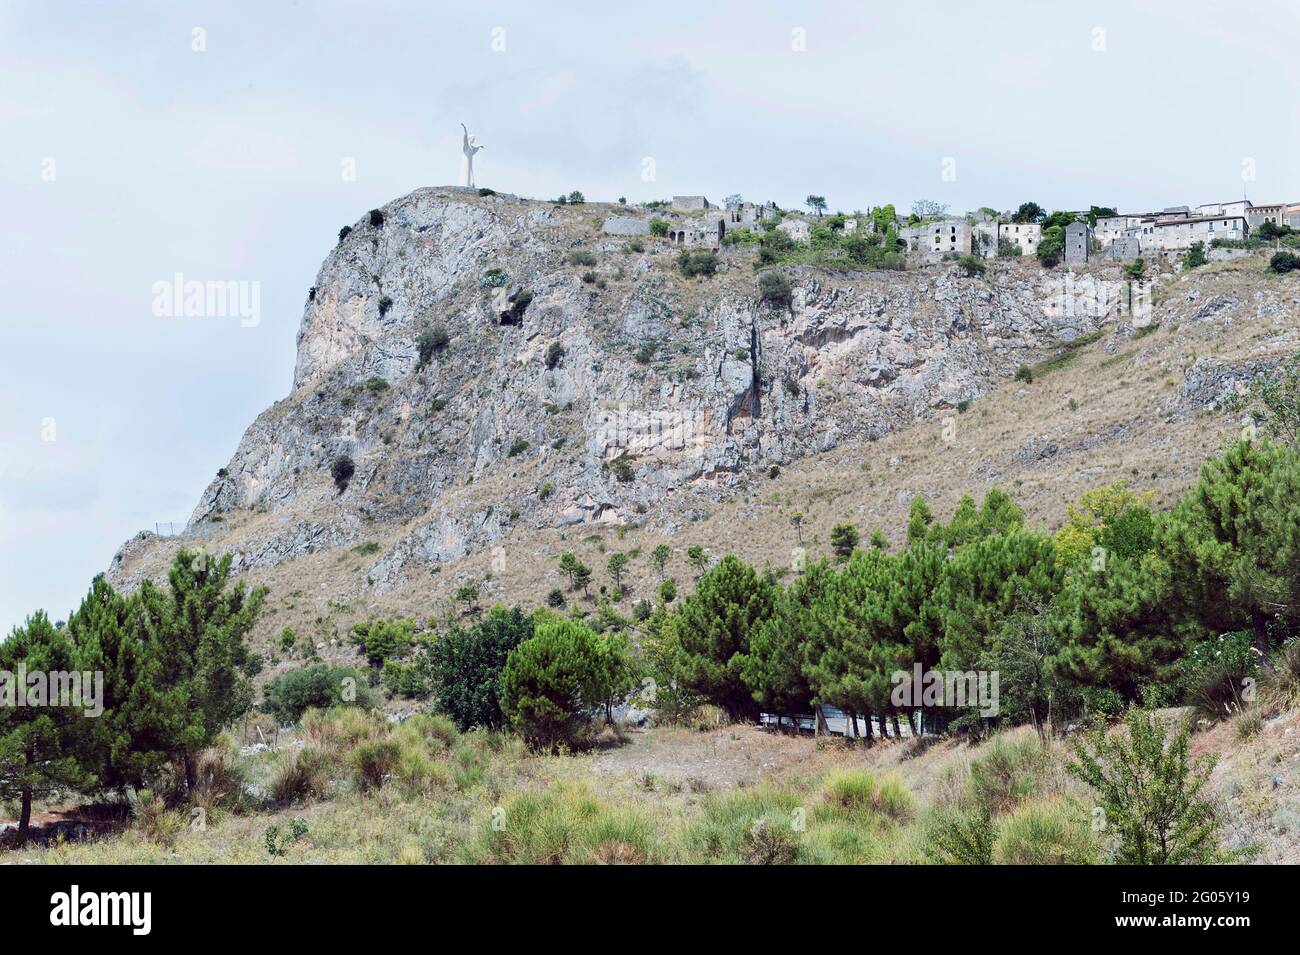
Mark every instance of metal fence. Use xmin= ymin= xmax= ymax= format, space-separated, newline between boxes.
xmin=154 ymin=522 xmax=186 ymax=536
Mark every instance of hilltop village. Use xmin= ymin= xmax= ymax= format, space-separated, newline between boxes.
xmin=601 ymin=193 xmax=1300 ymax=267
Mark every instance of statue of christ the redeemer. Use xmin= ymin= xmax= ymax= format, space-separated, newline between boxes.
xmin=460 ymin=123 xmax=484 ymax=188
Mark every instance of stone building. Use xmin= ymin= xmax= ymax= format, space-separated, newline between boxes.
xmin=666 ymin=213 xmax=726 ymax=247
xmin=671 ymin=195 xmax=711 ymax=211
xmin=1140 ymin=215 xmax=1248 ymax=251
xmin=921 ymin=219 xmax=972 ymax=257
xmin=602 ymin=215 xmax=650 ymax=236
xmin=1064 ymin=221 xmax=1092 ymax=264
xmin=1247 ymin=203 xmax=1291 ymax=227
xmin=1102 ymin=235 xmax=1142 ymax=261
xmin=998 ymin=222 xmax=1041 ymax=256
xmin=972 ymin=220 xmax=999 ymax=258
xmin=776 ymin=218 xmax=811 ymax=242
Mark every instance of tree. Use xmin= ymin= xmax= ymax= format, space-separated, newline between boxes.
xmin=686 ymin=545 xmax=710 ymax=578
xmin=929 ymin=529 xmax=1061 ymax=673
xmin=1087 ymin=206 xmax=1117 ymax=225
xmin=741 ymin=563 xmax=826 ymax=724
xmin=1037 ymin=224 xmax=1065 ymax=268
xmin=262 ymin=663 xmax=375 ymax=723
xmin=650 ymin=544 xmax=671 ymax=580
xmin=1012 ymin=202 xmax=1045 ymax=224
xmin=1184 ymin=240 xmax=1207 ymax=270
xmin=135 ymin=550 xmax=265 ymax=794
xmin=427 ymin=606 xmax=532 ymax=731
xmin=453 ymin=581 xmax=480 ymax=617
xmin=803 ymin=549 xmax=906 ymax=741
xmin=572 ymin=563 xmax=593 ymax=597
xmin=906 ymin=496 xmax=933 ymax=544
xmin=606 ymin=552 xmax=630 ymax=593
xmin=65 ymin=575 xmax=180 ymax=793
xmin=658 ymin=578 xmax=677 ymax=605
xmin=500 ymin=618 xmax=603 ymax=750
xmin=830 ymin=523 xmax=860 ymax=560
xmin=1068 ymin=709 xmax=1225 ymax=864
xmin=1243 ymin=349 xmax=1300 ymax=445
xmin=790 ymin=512 xmax=804 ymax=544
xmin=558 ymin=552 xmax=582 ymax=589
xmin=912 ymin=199 xmax=948 ymax=221
xmin=0 ymin=613 xmax=96 ymax=839
xmin=805 ymin=195 xmax=827 ymax=217
xmin=673 ymin=556 xmax=778 ymax=721
xmin=592 ymin=630 xmax=637 ymax=723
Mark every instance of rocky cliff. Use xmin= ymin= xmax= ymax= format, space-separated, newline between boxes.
xmin=118 ymin=188 xmax=1128 ymax=591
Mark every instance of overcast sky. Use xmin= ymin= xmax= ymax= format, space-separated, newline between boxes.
xmin=2 ymin=0 xmax=1298 ymax=631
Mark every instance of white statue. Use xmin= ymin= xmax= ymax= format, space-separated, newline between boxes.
xmin=460 ymin=123 xmax=484 ymax=188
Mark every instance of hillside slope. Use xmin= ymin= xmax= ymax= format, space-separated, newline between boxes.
xmin=105 ymin=188 xmax=1300 ymax=668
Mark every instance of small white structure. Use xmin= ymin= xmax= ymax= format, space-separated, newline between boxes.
xmin=460 ymin=124 xmax=484 ymax=189
xmin=1195 ymin=199 xmax=1251 ymax=219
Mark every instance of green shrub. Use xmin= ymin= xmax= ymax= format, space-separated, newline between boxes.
xmin=427 ymin=606 xmax=533 ymax=731
xmin=263 ymin=663 xmax=376 ymax=724
xmin=677 ymin=249 xmax=718 ymax=278
xmin=758 ymin=271 xmax=793 ymax=309
xmin=500 ymin=619 xmax=603 ymax=751
xmin=468 ymin=784 xmax=658 ymax=864
xmin=819 ymin=769 xmax=913 ymax=823
xmin=1270 ymin=250 xmax=1300 ymax=274
xmin=992 ymin=798 xmax=1101 ymax=864
xmin=1068 ymin=708 xmax=1225 ymax=864
xmin=507 ymin=437 xmax=530 ymax=457
xmin=417 ymin=325 xmax=450 ymax=365
xmin=368 ymin=209 xmax=384 ymax=227
xmin=330 ymin=455 xmax=355 ymax=492
xmin=1014 ymin=364 xmax=1033 ymax=383
xmin=546 ymin=588 xmax=566 ymax=609
xmin=545 ymin=341 xmax=565 ymax=370
xmin=956 ymin=254 xmax=986 ymax=277
xmin=478 ymin=267 xmax=508 ymax=288
xmin=378 ymin=295 xmax=393 ymax=317
xmin=968 ymin=735 xmax=1050 ymax=816
xmin=349 ymin=618 xmax=415 ymax=667
xmin=351 ymin=739 xmax=401 ymax=792
xmin=567 ymin=250 xmax=597 ymax=267
xmin=269 ymin=747 xmax=332 ymax=805
xmin=925 ymin=804 xmax=994 ymax=864
xmin=649 ymin=218 xmax=669 ymax=237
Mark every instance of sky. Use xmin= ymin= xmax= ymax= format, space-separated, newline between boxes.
xmin=2 ymin=0 xmax=1298 ymax=631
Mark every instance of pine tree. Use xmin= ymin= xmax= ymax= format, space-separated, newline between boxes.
xmin=500 ymin=618 xmax=603 ymax=750
xmin=673 ymin=556 xmax=777 ymax=721
xmin=0 ymin=613 xmax=96 ymax=839
xmin=135 ymin=549 xmax=265 ymax=793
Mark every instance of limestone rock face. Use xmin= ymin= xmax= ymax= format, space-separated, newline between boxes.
xmin=110 ymin=188 xmax=1121 ymax=593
